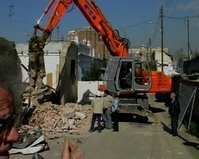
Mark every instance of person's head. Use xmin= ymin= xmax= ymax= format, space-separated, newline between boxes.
xmin=170 ymin=92 xmax=176 ymax=100
xmin=104 ymin=90 xmax=110 ymax=96
xmin=0 ymin=86 xmax=19 ymax=159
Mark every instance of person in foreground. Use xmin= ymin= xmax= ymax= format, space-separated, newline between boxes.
xmin=111 ymin=93 xmax=120 ymax=132
xmin=0 ymin=37 xmax=84 ymax=159
xmin=169 ymin=92 xmax=180 ymax=136
xmin=0 ymin=86 xmax=19 ymax=159
xmin=61 ymin=139 xmax=85 ymax=159
xmin=0 ymin=86 xmax=84 ymax=159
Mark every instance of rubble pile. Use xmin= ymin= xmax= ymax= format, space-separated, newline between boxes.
xmin=28 ymin=102 xmax=92 ymax=135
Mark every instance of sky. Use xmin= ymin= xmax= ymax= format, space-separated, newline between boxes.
xmin=1 ymin=0 xmax=199 ymax=55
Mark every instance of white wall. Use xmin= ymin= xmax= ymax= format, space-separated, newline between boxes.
xmin=17 ymin=42 xmax=60 ymax=89
xmin=77 ymin=81 xmax=104 ymax=103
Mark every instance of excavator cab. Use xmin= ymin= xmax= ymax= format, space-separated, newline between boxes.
xmin=103 ymin=57 xmax=151 ymax=93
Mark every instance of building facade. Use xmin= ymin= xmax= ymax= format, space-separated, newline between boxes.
xmin=16 ymin=38 xmax=103 ymax=103
xmin=129 ymin=46 xmax=174 ymax=75
xmin=67 ymin=26 xmax=110 ymax=59
xmin=68 ymin=27 xmax=175 ymax=75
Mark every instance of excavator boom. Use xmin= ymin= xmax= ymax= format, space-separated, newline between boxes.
xmin=28 ymin=0 xmax=130 ymax=89
xmin=74 ymin=0 xmax=129 ymax=57
xmin=34 ymin=0 xmax=73 ymax=40
xmin=32 ymin=0 xmax=129 ymax=57
xmin=28 ymin=0 xmax=73 ymax=89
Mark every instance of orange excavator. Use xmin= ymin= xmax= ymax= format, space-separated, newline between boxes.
xmin=28 ymin=0 xmax=172 ymax=117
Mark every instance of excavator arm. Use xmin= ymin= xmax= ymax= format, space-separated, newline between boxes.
xmin=28 ymin=0 xmax=73 ymax=89
xmin=30 ymin=0 xmax=129 ymax=55
xmin=28 ymin=0 xmax=129 ymax=90
xmin=33 ymin=0 xmax=73 ymax=41
xmin=74 ymin=0 xmax=129 ymax=57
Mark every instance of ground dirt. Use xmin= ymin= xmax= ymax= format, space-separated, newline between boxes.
xmin=10 ymin=94 xmax=199 ymax=159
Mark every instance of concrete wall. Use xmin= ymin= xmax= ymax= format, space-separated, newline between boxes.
xmin=17 ymin=41 xmax=101 ymax=104
xmin=179 ymin=79 xmax=199 ymax=121
xmin=56 ymin=42 xmax=79 ymax=104
xmin=17 ymin=42 xmax=61 ymax=88
xmin=174 ymin=77 xmax=199 ymax=125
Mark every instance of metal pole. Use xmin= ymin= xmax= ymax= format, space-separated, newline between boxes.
xmin=148 ymin=38 xmax=151 ymax=61
xmin=186 ymin=18 xmax=192 ymax=60
xmin=160 ymin=6 xmax=164 ymax=72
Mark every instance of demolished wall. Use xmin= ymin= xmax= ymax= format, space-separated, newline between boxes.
xmin=56 ymin=42 xmax=78 ymax=104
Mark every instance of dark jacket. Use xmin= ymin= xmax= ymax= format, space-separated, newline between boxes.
xmin=169 ymin=99 xmax=180 ymax=117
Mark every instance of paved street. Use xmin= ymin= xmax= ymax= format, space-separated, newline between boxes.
xmin=80 ymin=121 xmax=199 ymax=159
xmin=11 ymin=94 xmax=199 ymax=159
xmin=79 ymin=94 xmax=199 ymax=159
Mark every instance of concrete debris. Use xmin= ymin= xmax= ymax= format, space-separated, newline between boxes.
xmin=13 ymin=131 xmax=43 ymax=149
xmin=9 ymin=144 xmax=46 ymax=155
xmin=75 ymin=112 xmax=86 ymax=120
xmin=24 ymin=102 xmax=92 ymax=137
xmin=58 ymin=106 xmax=76 ymax=119
xmin=10 ymin=133 xmax=48 ymax=155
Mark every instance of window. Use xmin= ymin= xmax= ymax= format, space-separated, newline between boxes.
xmin=119 ymin=62 xmax=132 ymax=89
